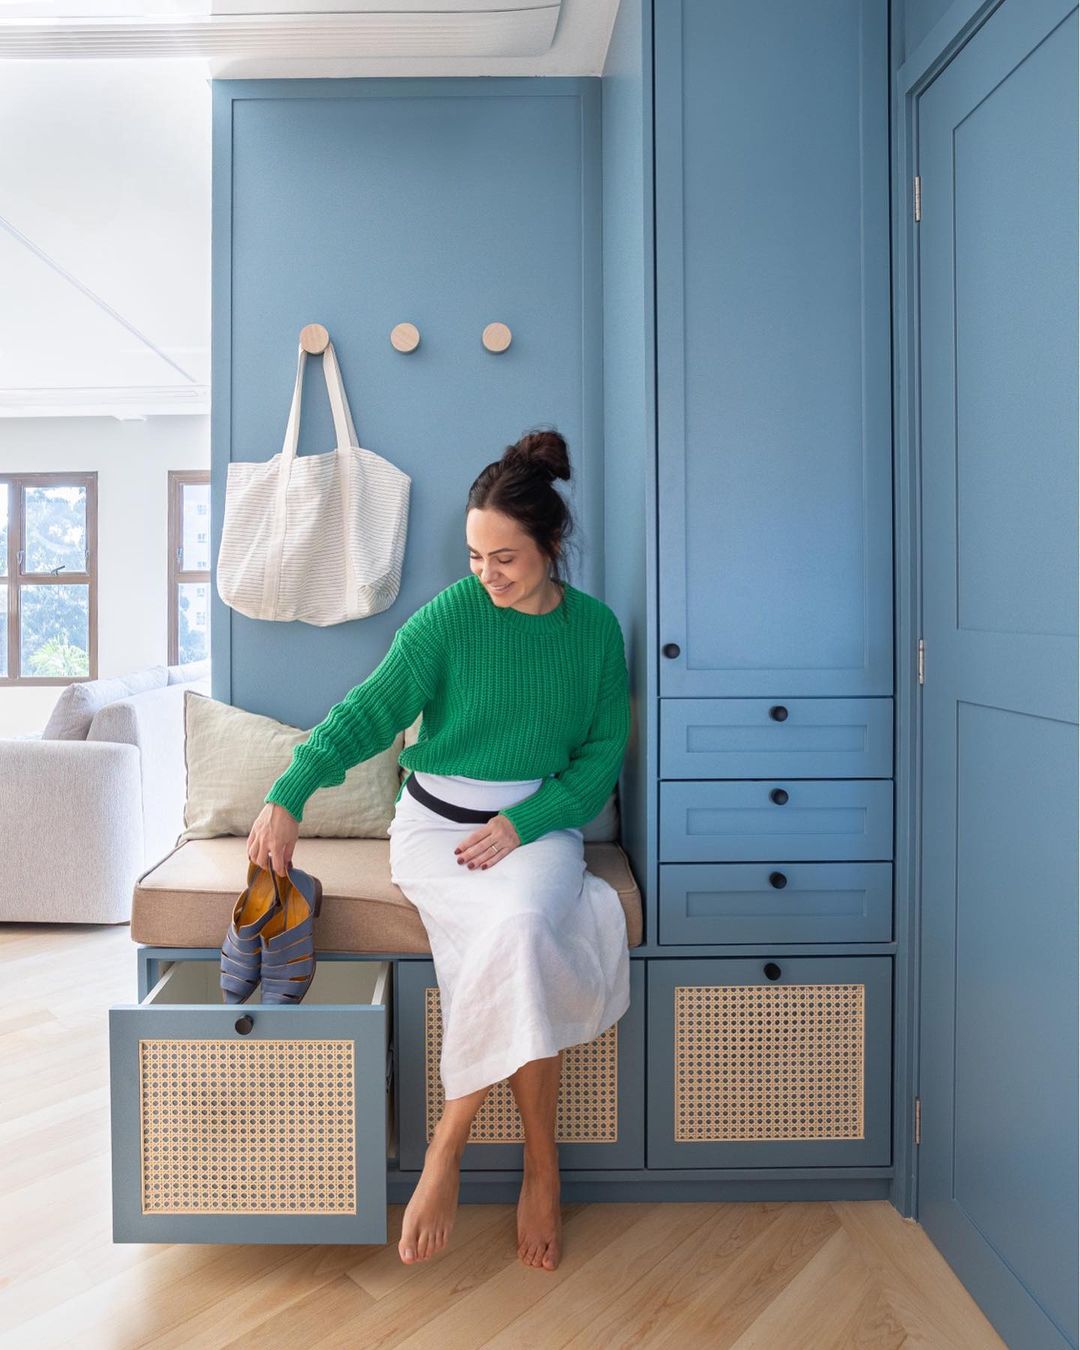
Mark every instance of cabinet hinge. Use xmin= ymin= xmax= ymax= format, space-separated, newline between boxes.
xmin=917 ymin=638 xmax=925 ymax=685
xmin=914 ymin=1097 xmax=921 ymax=1145
xmin=914 ymin=175 xmax=922 ymax=222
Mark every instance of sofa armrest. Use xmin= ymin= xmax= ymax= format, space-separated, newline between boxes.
xmin=0 ymin=739 xmax=143 ymax=923
xmin=87 ymin=682 xmax=191 ymax=869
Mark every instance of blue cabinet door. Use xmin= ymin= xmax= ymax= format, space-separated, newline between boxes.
xmin=916 ymin=1 xmax=1079 ymax=1344
xmin=647 ymin=956 xmax=892 ymax=1168
xmin=654 ymin=0 xmax=892 ymax=696
xmin=396 ymin=958 xmax=645 ymax=1172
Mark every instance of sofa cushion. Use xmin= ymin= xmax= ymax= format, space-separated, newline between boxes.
xmin=167 ymin=657 xmax=211 ymax=685
xmin=180 ymin=692 xmax=404 ymax=843
xmin=42 ymin=664 xmax=168 ymax=741
xmin=130 ymin=835 xmax=643 ymax=952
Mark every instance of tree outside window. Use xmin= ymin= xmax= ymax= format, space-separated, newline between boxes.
xmin=0 ymin=475 xmax=97 ymax=685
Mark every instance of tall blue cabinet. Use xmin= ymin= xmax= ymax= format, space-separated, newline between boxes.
xmin=626 ymin=0 xmax=898 ymax=1187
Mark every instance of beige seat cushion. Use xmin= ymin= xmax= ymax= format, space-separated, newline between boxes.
xmin=131 ymin=836 xmax=643 ymax=952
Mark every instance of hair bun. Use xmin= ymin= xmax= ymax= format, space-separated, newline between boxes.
xmin=502 ymin=429 xmax=571 ymax=483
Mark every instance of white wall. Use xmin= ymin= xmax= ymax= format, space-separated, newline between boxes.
xmin=0 ymin=415 xmax=210 ymax=736
xmin=0 ymin=58 xmax=211 ymax=735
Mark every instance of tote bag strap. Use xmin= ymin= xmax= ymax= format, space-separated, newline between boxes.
xmin=279 ymin=340 xmax=357 ymax=461
xmin=264 ymin=341 xmax=362 ymax=620
xmin=321 ymin=341 xmax=360 ymax=449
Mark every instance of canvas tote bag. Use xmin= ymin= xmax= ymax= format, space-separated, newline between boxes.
xmin=216 ymin=341 xmax=411 ymax=625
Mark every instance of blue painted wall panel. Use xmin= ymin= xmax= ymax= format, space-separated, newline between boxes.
xmin=211 ymin=79 xmax=603 ymax=731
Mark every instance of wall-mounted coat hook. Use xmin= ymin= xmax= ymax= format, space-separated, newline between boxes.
xmin=390 ymin=322 xmax=421 ymax=352
xmin=482 ymin=322 xmax=512 ymax=352
xmin=299 ymin=323 xmax=330 ymax=354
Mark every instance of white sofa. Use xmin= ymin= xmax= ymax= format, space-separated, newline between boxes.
xmin=0 ymin=661 xmax=210 ymax=924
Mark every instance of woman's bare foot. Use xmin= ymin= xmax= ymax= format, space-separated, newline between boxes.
xmin=517 ymin=1150 xmax=562 ymax=1269
xmin=399 ymin=1140 xmax=462 ymax=1263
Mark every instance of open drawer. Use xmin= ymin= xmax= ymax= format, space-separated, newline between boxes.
xmin=109 ymin=953 xmax=392 ymax=1245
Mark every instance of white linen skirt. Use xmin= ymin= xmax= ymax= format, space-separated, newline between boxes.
xmin=387 ymin=770 xmax=631 ymax=1100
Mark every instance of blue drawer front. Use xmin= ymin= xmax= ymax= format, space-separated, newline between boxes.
xmin=647 ymin=956 xmax=892 ymax=1168
xmin=660 ymin=779 xmax=894 ymax=862
xmin=659 ymin=861 xmax=893 ymax=945
xmin=109 ymin=1002 xmax=389 ymax=1244
xmin=396 ymin=958 xmax=645 ymax=1172
xmin=660 ymin=698 xmax=893 ymax=779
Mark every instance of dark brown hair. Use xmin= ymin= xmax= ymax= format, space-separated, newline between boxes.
xmin=465 ymin=428 xmax=578 ymax=590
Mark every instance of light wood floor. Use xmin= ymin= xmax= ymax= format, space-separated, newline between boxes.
xmin=0 ymin=923 xmax=1006 ymax=1350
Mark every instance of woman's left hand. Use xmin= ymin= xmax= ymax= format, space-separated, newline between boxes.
xmin=454 ymin=813 xmax=521 ymax=870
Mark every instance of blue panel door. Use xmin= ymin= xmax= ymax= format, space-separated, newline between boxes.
xmin=917 ymin=3 xmax=1079 ymax=1346
xmin=654 ymin=1 xmax=892 ymax=696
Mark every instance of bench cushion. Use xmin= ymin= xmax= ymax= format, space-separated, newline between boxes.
xmin=130 ymin=836 xmax=644 ymax=952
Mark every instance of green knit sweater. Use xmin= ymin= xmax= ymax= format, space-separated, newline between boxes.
xmin=263 ymin=572 xmax=631 ymax=847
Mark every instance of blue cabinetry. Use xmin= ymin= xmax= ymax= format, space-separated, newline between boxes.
xmin=647 ymin=957 xmax=893 ymax=1169
xmin=396 ymin=958 xmax=646 ymax=1173
xmin=654 ymin=0 xmax=893 ymax=699
xmin=646 ymin=0 xmax=896 ymax=1176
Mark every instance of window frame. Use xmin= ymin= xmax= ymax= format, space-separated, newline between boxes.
xmin=167 ymin=469 xmax=211 ymax=666
xmin=0 ymin=472 xmax=98 ymax=687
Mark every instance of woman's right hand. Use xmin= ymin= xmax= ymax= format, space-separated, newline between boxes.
xmin=247 ymin=801 xmax=300 ymax=875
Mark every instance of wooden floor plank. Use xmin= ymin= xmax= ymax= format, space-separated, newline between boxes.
xmin=0 ymin=925 xmax=1007 ymax=1349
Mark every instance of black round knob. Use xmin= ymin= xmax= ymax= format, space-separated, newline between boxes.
xmin=768 ymin=705 xmax=788 ymax=721
xmin=769 ymin=787 xmax=789 ymax=805
xmin=662 ymin=643 xmax=681 ymax=659
xmin=763 ymin=962 xmax=782 ymax=981
xmin=234 ymin=1015 xmax=254 ymax=1035
xmin=768 ymin=871 xmax=787 ymax=888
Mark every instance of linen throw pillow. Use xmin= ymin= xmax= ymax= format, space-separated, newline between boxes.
xmin=41 ymin=664 xmax=169 ymax=741
xmin=398 ymin=713 xmax=619 ymax=842
xmin=180 ymin=691 xmax=404 ymax=841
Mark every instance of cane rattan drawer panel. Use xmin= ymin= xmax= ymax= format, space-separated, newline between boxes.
xmin=395 ymin=958 xmax=645 ymax=1172
xmin=647 ymin=956 xmax=892 ymax=1168
xmin=660 ymin=698 xmax=894 ymax=780
xmin=660 ymin=779 xmax=894 ymax=862
xmin=659 ymin=861 xmax=893 ymax=945
xmin=109 ymin=957 xmax=392 ymax=1244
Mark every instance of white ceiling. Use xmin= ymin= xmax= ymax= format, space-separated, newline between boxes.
xmin=0 ymin=0 xmax=623 ymax=76
xmin=0 ymin=1 xmax=623 ymax=417
xmin=0 ymin=60 xmax=211 ymax=417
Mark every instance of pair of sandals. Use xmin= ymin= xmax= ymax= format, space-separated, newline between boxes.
xmin=219 ymin=859 xmax=323 ymax=1005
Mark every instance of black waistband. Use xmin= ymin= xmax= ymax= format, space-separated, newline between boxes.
xmin=404 ymin=770 xmax=503 ymax=823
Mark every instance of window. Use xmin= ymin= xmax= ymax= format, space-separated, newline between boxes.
xmin=168 ymin=470 xmax=210 ymax=666
xmin=0 ymin=474 xmax=97 ymax=685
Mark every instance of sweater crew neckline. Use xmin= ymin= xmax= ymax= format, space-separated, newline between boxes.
xmin=471 ymin=572 xmax=572 ymax=629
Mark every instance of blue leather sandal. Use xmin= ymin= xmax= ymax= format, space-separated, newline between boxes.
xmin=259 ymin=865 xmax=323 ymax=1005
xmin=220 ymin=862 xmax=284 ymax=1004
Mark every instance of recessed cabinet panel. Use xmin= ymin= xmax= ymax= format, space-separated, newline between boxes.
xmin=396 ymin=958 xmax=645 ymax=1172
xmin=659 ymin=861 xmax=893 ymax=945
xmin=660 ymin=698 xmax=894 ymax=780
xmin=660 ymin=780 xmax=894 ymax=862
xmin=655 ymin=0 xmax=892 ymax=696
xmin=109 ymin=957 xmax=391 ymax=1245
xmin=647 ymin=956 xmax=892 ymax=1168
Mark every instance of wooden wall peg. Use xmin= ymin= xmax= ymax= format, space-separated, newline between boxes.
xmin=299 ymin=323 xmax=330 ymax=354
xmin=390 ymin=322 xmax=421 ymax=352
xmin=482 ymin=322 xmax=512 ymax=353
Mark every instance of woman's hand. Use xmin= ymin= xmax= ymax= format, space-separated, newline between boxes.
xmin=454 ymin=813 xmax=521 ymax=870
xmin=247 ymin=801 xmax=300 ymax=875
